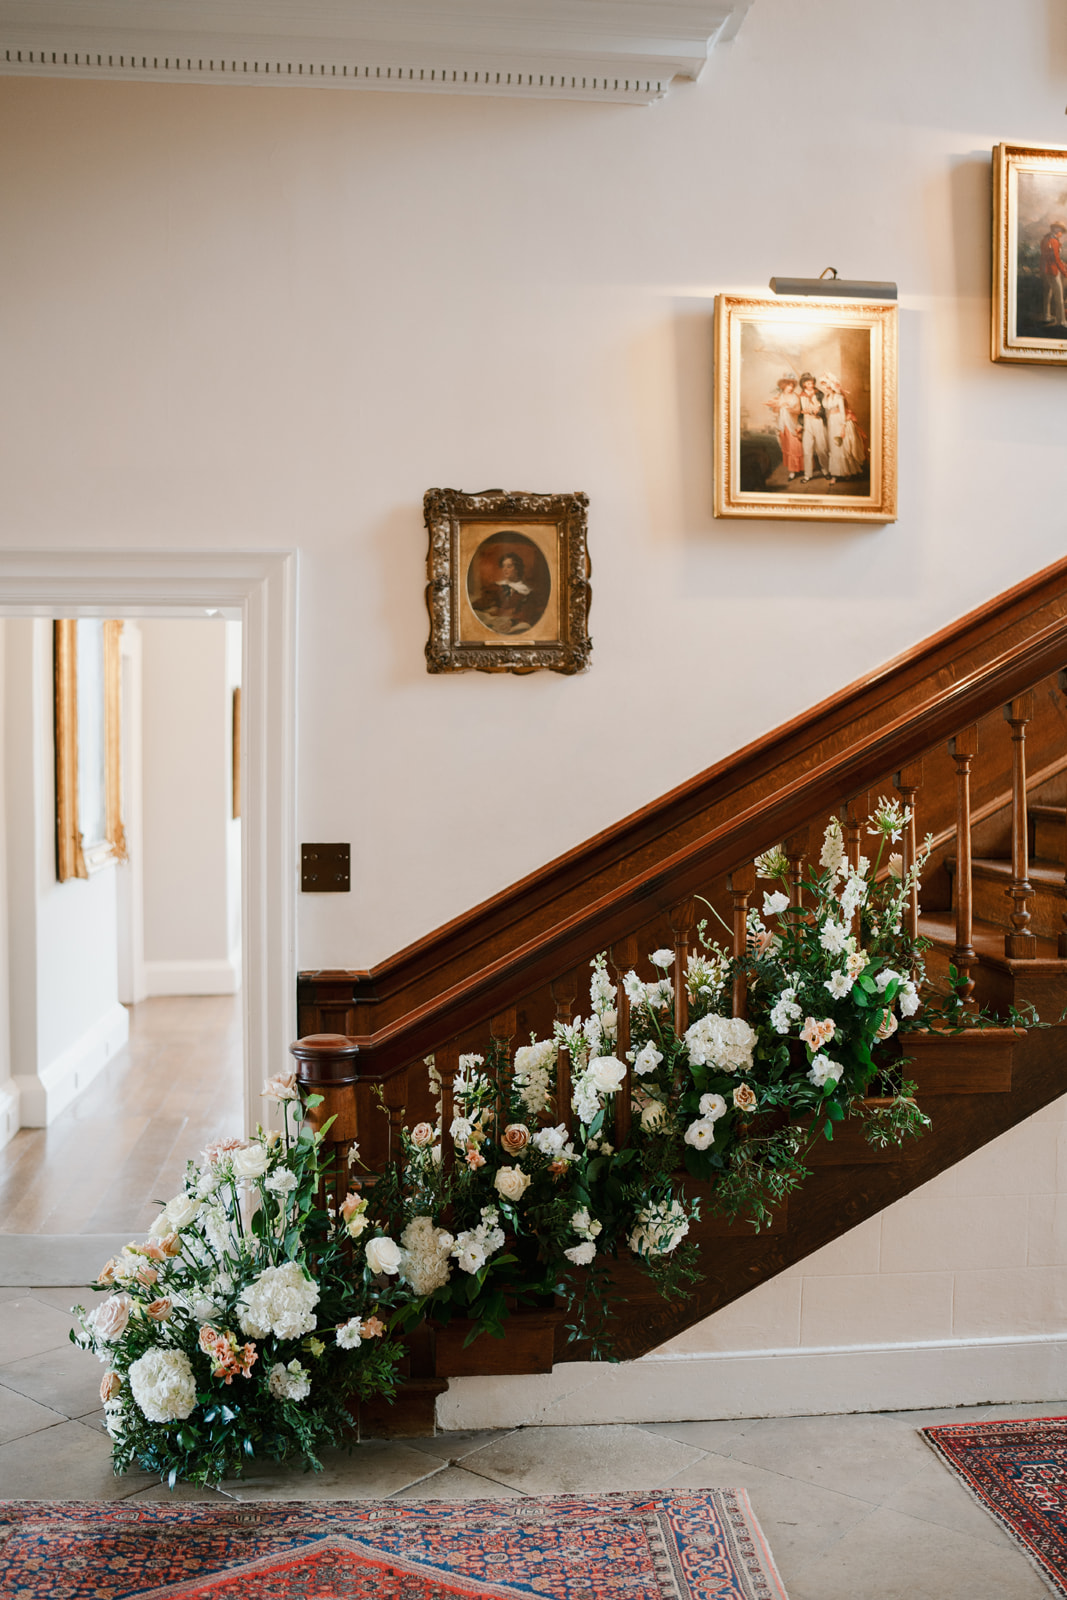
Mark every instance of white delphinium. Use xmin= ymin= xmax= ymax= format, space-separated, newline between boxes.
xmin=770 ymin=988 xmax=803 ymax=1034
xmin=512 ymin=1039 xmax=557 ymax=1117
xmin=583 ymin=1012 xmax=604 ymax=1057
xmin=824 ymin=970 xmax=854 ymax=1000
xmin=683 ymin=1014 xmax=757 ymax=1075
xmin=808 ymin=1055 xmax=844 ymax=1089
xmin=628 ymin=1199 xmax=690 ymax=1258
xmin=820 ymin=816 xmax=845 ymax=879
xmin=128 ymin=1348 xmax=197 ymax=1424
xmin=236 ymin=1261 xmax=319 ymax=1341
xmin=686 ymin=949 xmax=729 ymax=1008
xmin=398 ymin=1216 xmax=455 ymax=1295
xmin=632 ymin=1041 xmax=663 ymax=1077
xmin=451 ymin=1207 xmax=506 ymax=1276
xmin=839 ymin=870 xmax=868 ymax=925
xmin=452 ymin=1055 xmax=487 ymax=1110
xmin=820 ymin=919 xmax=849 ymax=955
xmin=589 ymin=955 xmax=616 ymax=1013
xmin=268 ymin=1359 xmax=311 ymax=1401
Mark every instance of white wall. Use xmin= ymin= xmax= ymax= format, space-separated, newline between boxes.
xmin=5 ymin=619 xmax=128 ymax=1128
xmin=1 ymin=0 xmax=1066 ymax=1380
xmin=141 ymin=618 xmax=241 ymax=994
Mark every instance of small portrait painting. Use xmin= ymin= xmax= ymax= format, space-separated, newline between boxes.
xmin=714 ymin=295 xmax=897 ymax=524
xmin=423 ymin=488 xmax=591 ymax=675
xmin=466 ymin=532 xmax=552 ymax=637
xmin=993 ymin=143 xmax=1067 ymax=365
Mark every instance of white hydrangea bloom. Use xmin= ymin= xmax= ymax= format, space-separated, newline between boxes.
xmin=128 ymin=1348 xmax=196 ymax=1424
xmin=683 ymin=1015 xmax=756 ymax=1075
xmin=236 ymin=1262 xmax=319 ymax=1341
xmin=265 ymin=1168 xmax=298 ymax=1195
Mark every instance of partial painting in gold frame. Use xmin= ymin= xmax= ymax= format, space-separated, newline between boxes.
xmin=714 ymin=294 xmax=897 ymax=524
xmin=54 ymin=619 xmax=127 ymax=882
xmin=992 ymin=141 xmax=1067 ymax=365
xmin=424 ymin=487 xmax=591 ymax=674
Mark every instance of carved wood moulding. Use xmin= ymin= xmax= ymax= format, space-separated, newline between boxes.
xmin=424 ymin=486 xmax=591 ymax=676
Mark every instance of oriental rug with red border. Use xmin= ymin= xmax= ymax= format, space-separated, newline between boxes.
xmin=922 ymin=1415 xmax=1067 ymax=1597
xmin=0 ymin=1490 xmax=789 ymax=1600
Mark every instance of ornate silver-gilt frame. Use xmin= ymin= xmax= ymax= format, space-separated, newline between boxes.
xmin=424 ymin=487 xmax=591 ymax=675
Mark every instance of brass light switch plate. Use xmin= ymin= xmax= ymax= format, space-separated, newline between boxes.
xmin=301 ymin=843 xmax=351 ymax=892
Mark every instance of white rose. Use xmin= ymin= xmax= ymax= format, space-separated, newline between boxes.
xmin=684 ymin=1119 xmax=716 ymax=1150
xmin=494 ymin=1165 xmax=531 ymax=1202
xmin=231 ymin=1144 xmax=271 ymax=1182
xmin=165 ymin=1194 xmax=201 ymax=1231
xmin=650 ymin=949 xmax=674 ymax=969
xmin=91 ymin=1293 xmax=134 ymax=1343
xmin=588 ymin=1056 xmax=627 ymax=1095
xmin=762 ymin=891 xmax=790 ymax=917
xmin=365 ymin=1235 xmax=402 ymax=1276
xmin=699 ymin=1093 xmax=727 ymax=1121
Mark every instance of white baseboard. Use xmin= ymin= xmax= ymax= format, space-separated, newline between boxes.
xmin=0 ymin=1079 xmax=20 ymax=1150
xmin=437 ymin=1334 xmax=1067 ymax=1431
xmin=144 ymin=959 xmax=240 ymax=996
xmin=14 ymin=1001 xmax=130 ymax=1127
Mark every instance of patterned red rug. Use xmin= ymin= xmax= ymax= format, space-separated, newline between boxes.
xmin=0 ymin=1491 xmax=788 ymax=1599
xmin=922 ymin=1415 xmax=1067 ymax=1597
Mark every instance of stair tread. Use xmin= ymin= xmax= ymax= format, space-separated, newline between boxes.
xmin=947 ymin=856 xmax=1065 ymax=886
xmin=1030 ymin=805 xmax=1065 ymax=822
xmin=918 ymin=910 xmax=1067 ymax=969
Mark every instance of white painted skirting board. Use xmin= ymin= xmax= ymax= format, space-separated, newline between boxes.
xmin=144 ymin=959 xmax=241 ymax=997
xmin=437 ymin=1335 xmax=1067 ymax=1430
xmin=13 ymin=1001 xmax=129 ymax=1127
xmin=0 ymin=1079 xmax=20 ymax=1151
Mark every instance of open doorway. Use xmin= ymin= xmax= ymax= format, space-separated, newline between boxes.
xmin=0 ymin=549 xmax=295 ymax=1251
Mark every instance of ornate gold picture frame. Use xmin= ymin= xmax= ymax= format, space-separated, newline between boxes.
xmin=54 ymin=618 xmax=127 ymax=881
xmin=714 ymin=294 xmax=898 ymax=524
xmin=424 ymin=488 xmax=591 ymax=674
xmin=992 ymin=141 xmax=1067 ymax=366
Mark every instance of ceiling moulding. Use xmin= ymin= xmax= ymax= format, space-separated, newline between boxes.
xmin=0 ymin=0 xmax=754 ymax=105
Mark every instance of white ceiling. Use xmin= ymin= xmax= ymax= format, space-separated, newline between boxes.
xmin=0 ymin=0 xmax=755 ymax=104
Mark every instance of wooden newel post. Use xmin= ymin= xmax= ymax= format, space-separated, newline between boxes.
xmin=728 ymin=864 xmax=756 ymax=1018
xmin=894 ymin=759 xmax=924 ymax=947
xmin=550 ymin=972 xmax=578 ymax=1133
xmin=783 ymin=828 xmax=809 ymax=928
xmin=948 ymin=726 xmax=978 ymax=1009
xmin=289 ymin=1033 xmax=360 ymax=1208
xmin=609 ymin=934 xmax=639 ymax=1149
xmin=1004 ymin=692 xmax=1038 ymax=960
xmin=669 ymin=900 xmax=695 ymax=1037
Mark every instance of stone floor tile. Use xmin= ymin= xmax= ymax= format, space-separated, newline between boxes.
xmin=880 ymin=1454 xmax=1020 ymax=1547
xmin=459 ymin=1424 xmax=705 ymax=1494
xmin=638 ymin=1419 xmax=753 ymax=1454
xmin=23 ymin=1286 xmax=92 ymax=1312
xmin=779 ymin=1502 xmax=1049 ymax=1600
xmin=0 ymin=1339 xmax=108 ymax=1418
xmin=0 ymin=1296 xmax=80 ymax=1364
xmin=217 ymin=1438 xmax=447 ymax=1500
xmin=0 ymin=1383 xmax=69 ymax=1445
xmin=721 ymin=1410 xmax=929 ymax=1504
xmin=660 ymin=1451 xmax=879 ymax=1564
xmin=392 ymin=1464 xmax=526 ymax=1499
xmin=406 ymin=1428 xmax=521 ymax=1464
xmin=888 ymin=1400 xmax=1067 ymax=1426
xmin=121 ymin=1481 xmax=234 ymax=1503
xmin=0 ymin=1418 xmax=154 ymax=1500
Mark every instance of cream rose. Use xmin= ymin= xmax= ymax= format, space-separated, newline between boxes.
xmin=262 ymin=1071 xmax=299 ymax=1102
xmin=165 ymin=1193 xmax=201 ymax=1231
xmin=365 ymin=1235 xmax=403 ymax=1276
xmin=410 ymin=1122 xmax=435 ymax=1148
xmin=587 ymin=1056 xmax=627 ymax=1095
xmin=732 ymin=1082 xmax=758 ymax=1113
xmin=231 ymin=1143 xmax=271 ymax=1182
xmin=92 ymin=1294 xmax=133 ymax=1342
xmin=493 ymin=1165 xmax=531 ymax=1202
xmin=501 ymin=1123 xmax=530 ymax=1154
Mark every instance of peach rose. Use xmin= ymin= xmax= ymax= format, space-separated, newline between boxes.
xmin=97 ymin=1259 xmax=117 ymax=1286
xmin=145 ymin=1298 xmax=173 ymax=1321
xmin=136 ymin=1266 xmax=159 ymax=1287
xmin=800 ymin=1017 xmax=836 ymax=1052
xmin=100 ymin=1371 xmax=122 ymax=1403
xmin=732 ymin=1083 xmax=758 ymax=1113
xmin=410 ymin=1122 xmax=435 ymax=1148
xmin=876 ymin=1010 xmax=899 ymax=1041
xmin=501 ymin=1123 xmax=530 ymax=1154
xmin=160 ymin=1233 xmax=182 ymax=1257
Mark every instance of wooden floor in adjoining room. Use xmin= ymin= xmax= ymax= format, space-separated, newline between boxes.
xmin=0 ymin=995 xmax=243 ymax=1237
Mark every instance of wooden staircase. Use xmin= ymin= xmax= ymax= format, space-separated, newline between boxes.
xmin=296 ymin=559 xmax=1067 ymax=1406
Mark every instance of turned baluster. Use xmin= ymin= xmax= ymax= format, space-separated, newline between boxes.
xmin=289 ymin=1033 xmax=360 ymax=1208
xmin=382 ymin=1067 xmax=408 ymax=1179
xmin=728 ymin=864 xmax=756 ymax=1017
xmin=784 ymin=828 xmax=809 ymax=927
xmin=609 ymin=934 xmax=639 ymax=1149
xmin=437 ymin=1038 xmax=459 ymax=1183
xmin=948 ymin=726 xmax=978 ymax=1009
xmin=670 ymin=898 xmax=696 ymax=1038
xmin=550 ymin=972 xmax=577 ymax=1132
xmin=490 ymin=1008 xmax=517 ymax=1142
xmin=842 ymin=799 xmax=862 ymax=938
xmin=894 ymin=759 xmax=924 ymax=947
xmin=1004 ymin=692 xmax=1038 ymax=959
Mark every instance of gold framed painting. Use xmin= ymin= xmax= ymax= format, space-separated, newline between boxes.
xmin=424 ymin=487 xmax=591 ymax=674
xmin=992 ymin=141 xmax=1067 ymax=365
xmin=714 ymin=294 xmax=897 ymax=523
xmin=54 ymin=618 xmax=127 ymax=881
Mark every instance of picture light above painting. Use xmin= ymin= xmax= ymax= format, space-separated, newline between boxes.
xmin=424 ymin=487 xmax=591 ymax=675
xmin=713 ymin=294 xmax=898 ymax=525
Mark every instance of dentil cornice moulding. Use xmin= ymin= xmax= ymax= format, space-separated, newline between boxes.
xmin=0 ymin=0 xmax=754 ymax=104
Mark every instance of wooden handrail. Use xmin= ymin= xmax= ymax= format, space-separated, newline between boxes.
xmin=299 ymin=559 xmax=1067 ymax=1077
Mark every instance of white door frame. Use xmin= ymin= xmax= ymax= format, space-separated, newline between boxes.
xmin=0 ymin=549 xmax=297 ymax=1133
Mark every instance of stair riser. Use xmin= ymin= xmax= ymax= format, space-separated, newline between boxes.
xmin=970 ymin=874 xmax=1064 ymax=941
xmin=1034 ymin=814 xmax=1066 ymax=862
